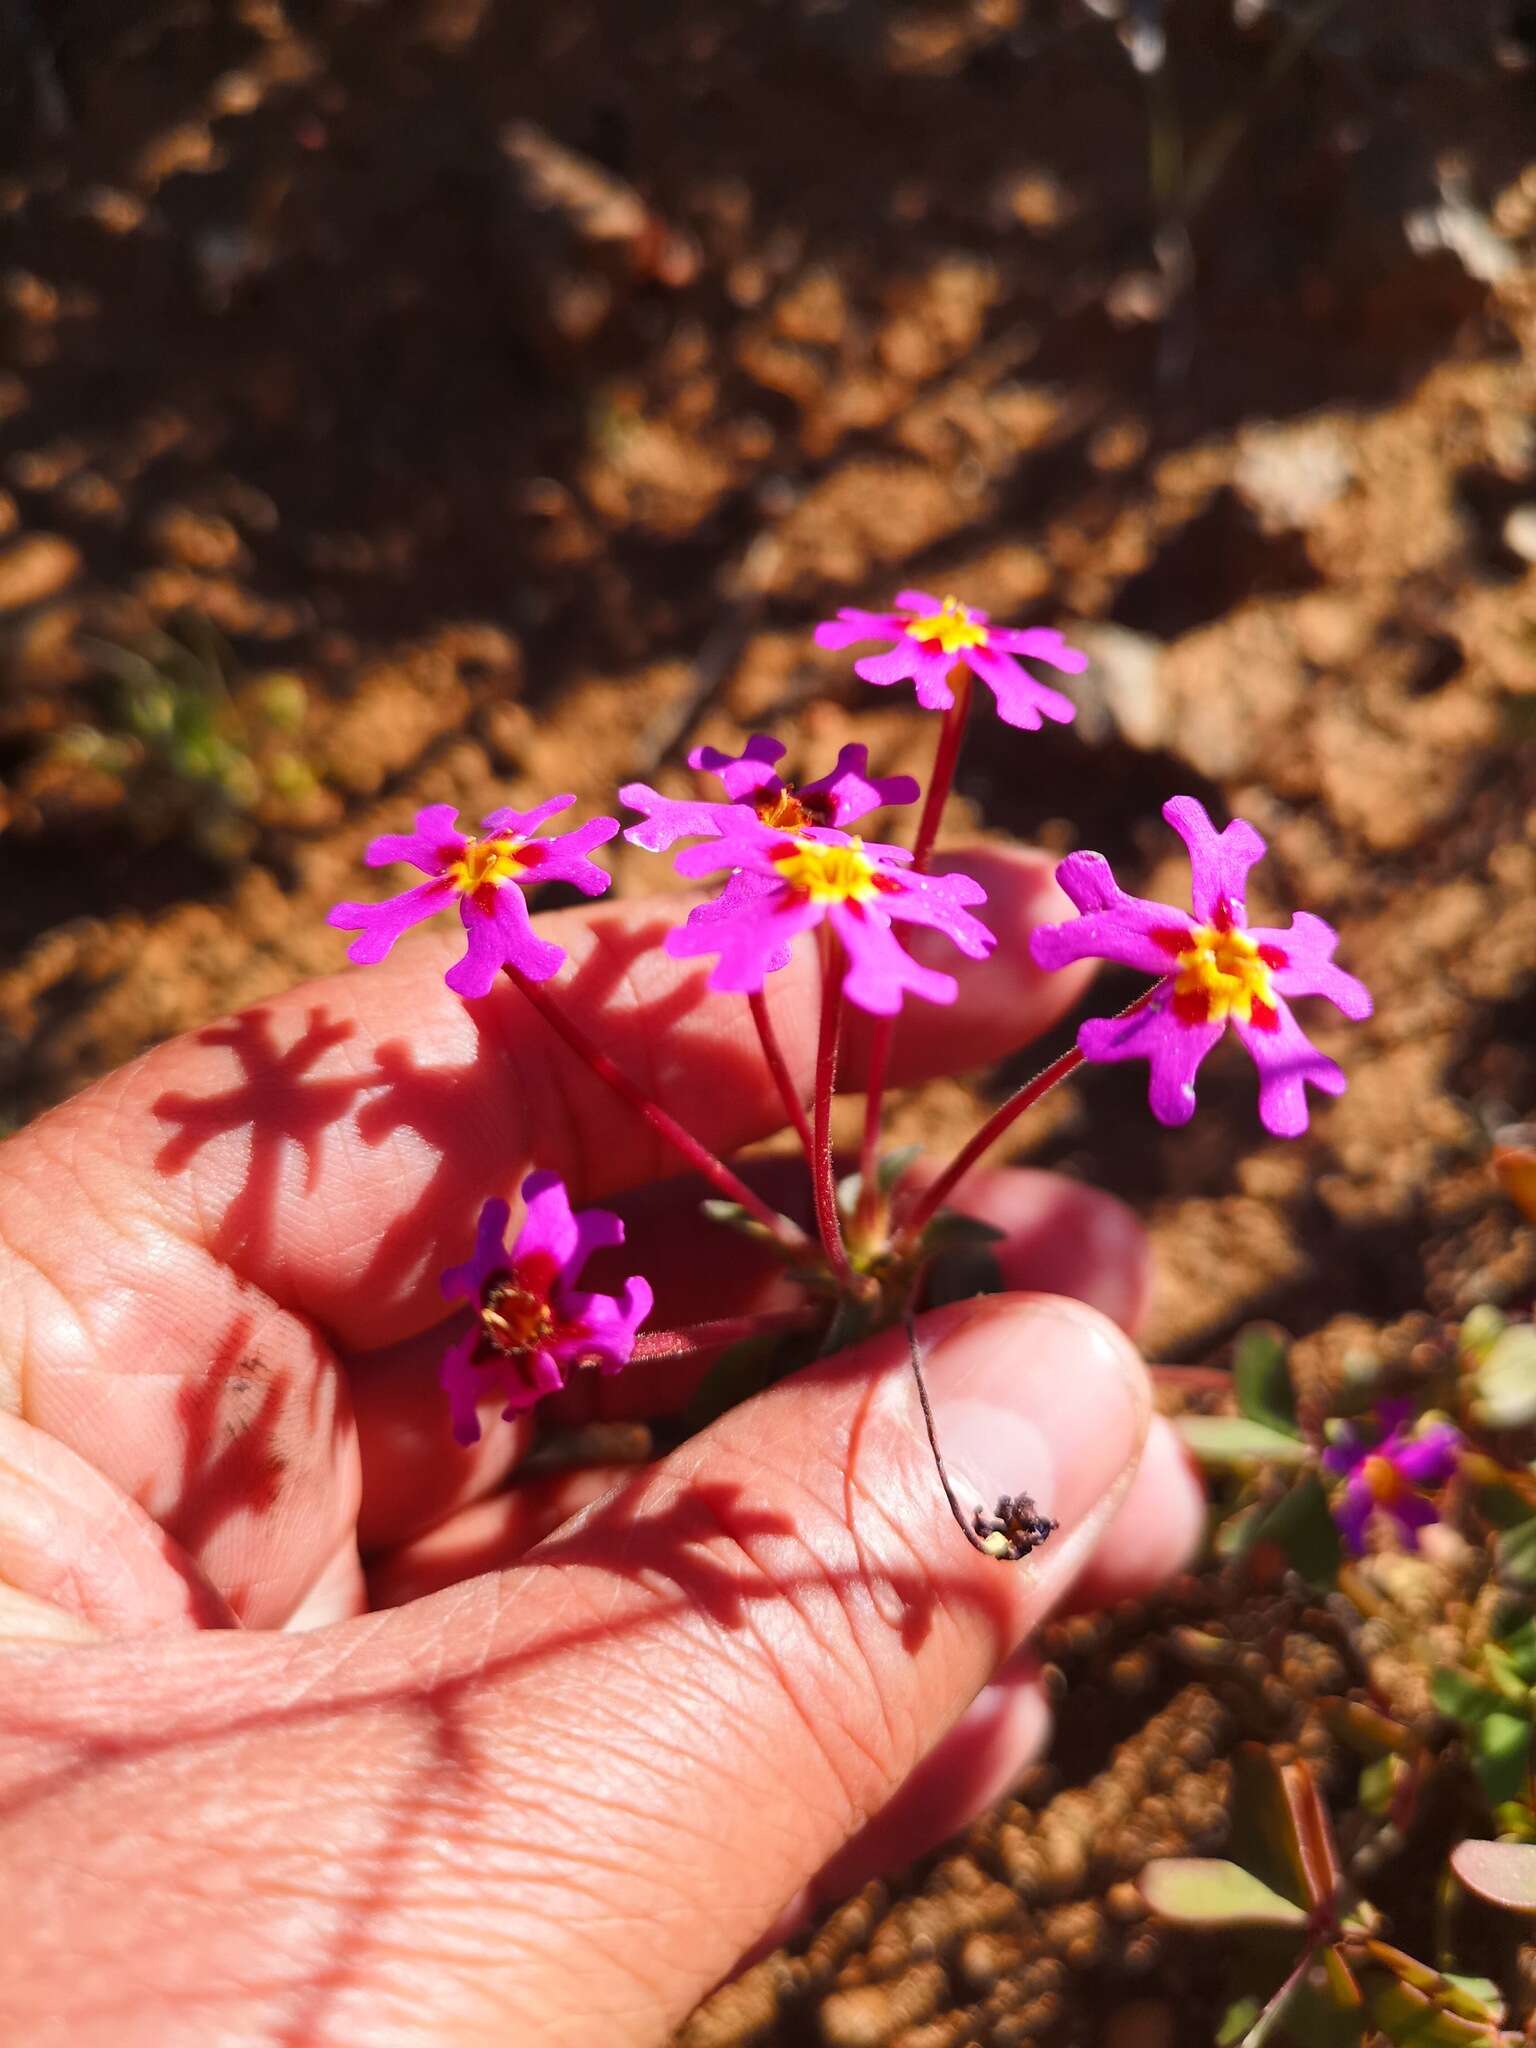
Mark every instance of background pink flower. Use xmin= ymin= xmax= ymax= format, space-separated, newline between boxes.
xmin=1030 ymin=795 xmax=1371 ymax=1137
xmin=815 ymin=589 xmax=1087 ymax=730
xmin=328 ymin=796 xmax=618 ymax=998
xmin=621 ymin=734 xmax=917 ymax=852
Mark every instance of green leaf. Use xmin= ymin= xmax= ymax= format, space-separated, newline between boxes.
xmin=1235 ymin=1323 xmax=1301 ymax=1439
xmin=1460 ymin=1304 xmax=1508 ymax=1367
xmin=1472 ymin=1323 xmax=1536 ymax=1430
xmin=1368 ymin=1978 xmax=1497 ymax=2047
xmin=1431 ymin=1668 xmax=1504 ymax=1726
xmin=1360 ymin=1754 xmax=1403 ymax=1817
xmin=1474 ymin=1711 xmax=1531 ymax=1807
xmin=1250 ymin=1474 xmax=1341 ymax=1589
xmin=699 ymin=1198 xmax=783 ymax=1247
xmin=1479 ymin=1642 xmax=1530 ymax=1706
xmin=1178 ymin=1415 xmax=1312 ymax=1468
xmin=1451 ymin=1838 xmax=1536 ymax=1914
xmin=1216 ymin=1996 xmax=1264 ymax=2047
xmin=1438 ymin=1976 xmax=1506 ymax=2023
xmin=1495 ymin=1614 xmax=1536 ymax=1684
xmin=682 ymin=1328 xmax=822 ymax=1432
xmin=1138 ymin=1858 xmax=1309 ymax=1928
xmin=1496 ymin=1514 xmax=1536 ymax=1589
xmin=922 ymin=1244 xmax=1005 ymax=1309
xmin=918 ymin=1210 xmax=1008 ymax=1253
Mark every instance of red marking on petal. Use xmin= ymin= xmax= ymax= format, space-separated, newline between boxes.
xmin=1172 ymin=989 xmax=1212 ymax=1026
xmin=517 ymin=841 xmax=549 ymax=869
xmin=515 ymin=1251 xmax=560 ymax=1299
xmin=872 ymin=873 xmax=902 ymax=895
xmin=1212 ymin=900 xmax=1235 ymax=932
xmin=1250 ymin=1000 xmax=1280 ymax=1032
xmin=1257 ymin=943 xmax=1288 ymax=968
xmin=1151 ymin=926 xmax=1191 ymax=956
xmin=471 ymin=883 xmax=501 ymax=914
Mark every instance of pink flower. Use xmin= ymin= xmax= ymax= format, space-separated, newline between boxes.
xmin=666 ymin=822 xmax=994 ymax=1015
xmin=1029 ymin=796 xmax=1371 ymax=1137
xmin=814 ymin=589 xmax=1087 ymax=730
xmin=1322 ymin=1400 xmax=1461 ymax=1554
xmin=620 ymin=734 xmax=918 ymax=853
xmin=439 ymin=1173 xmax=653 ymax=1445
xmin=328 ymin=797 xmax=618 ymax=999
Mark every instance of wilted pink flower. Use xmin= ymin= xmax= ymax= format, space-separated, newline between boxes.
xmin=814 ymin=589 xmax=1086 ymax=730
xmin=1030 ymin=796 xmax=1371 ymax=1137
xmin=620 ymin=734 xmax=917 ymax=852
xmin=666 ymin=821 xmax=994 ymax=1015
xmin=328 ymin=797 xmax=618 ymax=999
xmin=439 ymin=1173 xmax=653 ymax=1445
xmin=1323 ymin=1400 xmax=1461 ymax=1554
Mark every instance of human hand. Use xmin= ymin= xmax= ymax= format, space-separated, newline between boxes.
xmin=0 ymin=843 xmax=1202 ymax=2046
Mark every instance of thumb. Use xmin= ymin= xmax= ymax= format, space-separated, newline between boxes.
xmin=0 ymin=1296 xmax=1147 ymax=2048
xmin=515 ymin=1293 xmax=1148 ymax=2018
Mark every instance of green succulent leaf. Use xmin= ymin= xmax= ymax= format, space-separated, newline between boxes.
xmin=1450 ymin=1838 xmax=1536 ymax=1914
xmin=1178 ymin=1415 xmax=1312 ymax=1468
xmin=1495 ymin=1514 xmax=1536 ymax=1589
xmin=1138 ymin=1858 xmax=1309 ymax=1929
xmin=1460 ymin=1304 xmax=1508 ymax=1367
xmin=1495 ymin=1614 xmax=1536 ymax=1684
xmin=1475 ymin=1712 xmax=1532 ymax=1808
xmin=1432 ymin=1668 xmax=1505 ymax=1727
xmin=1471 ymin=1323 xmax=1536 ymax=1431
xmin=1249 ymin=1474 xmax=1342 ymax=1589
xmin=1234 ymin=1323 xmax=1301 ymax=1439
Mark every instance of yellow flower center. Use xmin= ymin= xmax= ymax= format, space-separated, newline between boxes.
xmin=481 ymin=1279 xmax=554 ymax=1358
xmin=1171 ymin=923 xmax=1277 ymax=1027
xmin=754 ymin=787 xmax=814 ymax=834
xmin=772 ymin=836 xmax=881 ymax=903
xmin=906 ymin=594 xmax=990 ymax=655
xmin=1363 ymin=1454 xmax=1406 ymax=1506
xmin=447 ymin=836 xmax=530 ymax=896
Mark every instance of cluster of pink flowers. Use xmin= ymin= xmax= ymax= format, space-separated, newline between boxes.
xmin=329 ymin=585 xmax=1378 ymax=1486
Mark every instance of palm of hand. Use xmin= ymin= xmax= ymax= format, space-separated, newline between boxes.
xmin=0 ymin=854 xmax=1198 ymax=2046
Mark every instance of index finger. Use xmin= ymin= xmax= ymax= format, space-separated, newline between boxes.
xmin=0 ymin=845 xmax=1088 ymax=1358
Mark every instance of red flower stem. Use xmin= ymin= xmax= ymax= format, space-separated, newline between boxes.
xmin=911 ymin=667 xmax=973 ymax=871
xmin=900 ymin=981 xmax=1165 ymax=1245
xmin=632 ymin=1308 xmax=821 ymax=1364
xmin=749 ymin=991 xmax=815 ymax=1161
xmin=812 ymin=927 xmax=855 ymax=1288
xmin=853 ymin=1013 xmax=895 ymax=1242
xmin=504 ymin=966 xmax=809 ymax=1254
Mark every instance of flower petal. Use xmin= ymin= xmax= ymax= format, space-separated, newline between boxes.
xmin=1394 ymin=1423 xmax=1461 ymax=1489
xmin=813 ymin=607 xmax=909 ymax=651
xmin=1234 ymin=996 xmax=1345 ymax=1139
xmin=665 ymin=886 xmax=821 ymax=993
xmin=479 ymin=793 xmax=578 ymax=838
xmin=440 ymin=1196 xmax=512 ymax=1306
xmin=1079 ymin=998 xmax=1226 ymax=1127
xmin=893 ymin=588 xmax=944 ymax=613
xmin=440 ymin=1328 xmax=490 ymax=1446
xmin=556 ymin=1274 xmax=654 ymax=1373
xmin=1163 ymin=797 xmax=1267 ymax=928
xmin=619 ymin=782 xmax=748 ymax=852
xmin=829 ymin=901 xmax=958 ymax=1015
xmin=328 ymin=877 xmax=459 ymax=964
xmin=879 ymin=866 xmax=996 ymax=960
xmin=448 ymin=885 xmax=565 ymax=999
xmin=1390 ymin=1493 xmax=1439 ymax=1547
xmin=1334 ymin=1478 xmax=1373 ymax=1556
xmin=797 ymin=743 xmax=918 ymax=827
xmin=1030 ymin=852 xmax=1193 ymax=976
xmin=854 ymin=640 xmax=958 ymax=710
xmin=963 ymin=644 xmax=1077 ymax=730
xmin=985 ymin=625 xmax=1090 ymax=673
xmin=526 ymin=816 xmax=620 ymax=896
xmin=363 ymin=803 xmax=466 ymax=873
xmin=688 ymin=734 xmax=785 ymax=801
xmin=1251 ymin=912 xmax=1373 ymax=1021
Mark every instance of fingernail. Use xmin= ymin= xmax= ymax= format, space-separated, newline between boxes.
xmin=919 ymin=1297 xmax=1148 ymax=1540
